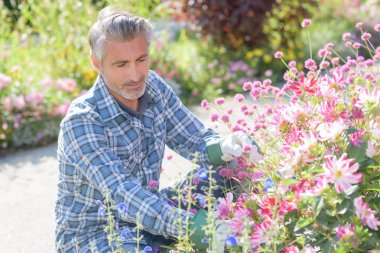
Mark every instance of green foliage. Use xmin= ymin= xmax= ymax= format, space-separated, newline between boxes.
xmin=0 ymin=0 xmax=173 ymax=152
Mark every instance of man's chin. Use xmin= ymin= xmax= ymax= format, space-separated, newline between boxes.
xmin=121 ymin=89 xmax=145 ymax=100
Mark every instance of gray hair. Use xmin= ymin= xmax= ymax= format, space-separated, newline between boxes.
xmin=88 ymin=6 xmax=153 ymax=60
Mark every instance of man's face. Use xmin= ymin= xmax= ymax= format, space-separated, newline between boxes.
xmin=92 ymin=36 xmax=150 ymax=104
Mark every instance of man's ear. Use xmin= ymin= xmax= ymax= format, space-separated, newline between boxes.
xmin=90 ymin=54 xmax=101 ymax=72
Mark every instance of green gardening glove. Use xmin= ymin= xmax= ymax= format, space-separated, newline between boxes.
xmin=189 ymin=209 xmax=209 ymax=250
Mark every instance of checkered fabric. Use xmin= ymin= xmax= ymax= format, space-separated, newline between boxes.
xmin=55 ymin=71 xmax=221 ymax=252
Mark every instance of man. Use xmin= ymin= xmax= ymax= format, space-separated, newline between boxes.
xmin=55 ymin=6 xmax=262 ymax=253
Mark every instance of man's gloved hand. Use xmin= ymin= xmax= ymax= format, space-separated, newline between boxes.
xmin=219 ymin=131 xmax=263 ymax=163
xmin=188 ymin=209 xmax=228 ymax=252
xmin=188 ymin=209 xmax=208 ymax=250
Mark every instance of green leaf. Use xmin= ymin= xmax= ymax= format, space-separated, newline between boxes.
xmin=367 ymin=169 xmax=380 ymax=181
xmin=336 ymin=198 xmax=351 ymax=215
xmin=361 ymin=184 xmax=380 ymax=191
xmin=360 ymin=158 xmax=379 ymax=171
xmin=312 ymin=197 xmax=324 ymax=218
xmin=347 ymin=141 xmax=368 ymax=164
xmin=295 ymin=218 xmax=313 ymax=232
xmin=322 ymin=240 xmax=332 ymax=253
xmin=283 ymin=178 xmax=297 ymax=186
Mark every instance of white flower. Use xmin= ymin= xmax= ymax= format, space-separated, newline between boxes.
xmin=317 ymin=119 xmax=347 ymax=142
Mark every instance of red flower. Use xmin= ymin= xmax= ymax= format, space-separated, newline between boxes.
xmin=288 ymin=76 xmax=317 ymax=96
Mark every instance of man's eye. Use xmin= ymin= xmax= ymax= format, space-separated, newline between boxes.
xmin=117 ymin=64 xmax=125 ymax=68
xmin=138 ymin=58 xmax=146 ymax=62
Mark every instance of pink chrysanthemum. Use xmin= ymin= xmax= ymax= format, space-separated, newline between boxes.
xmin=354 ymin=196 xmax=380 ymax=230
xmin=250 ymin=221 xmax=273 ymax=248
xmin=336 ymin=223 xmax=355 ymax=241
xmin=217 ymin=192 xmax=233 ymax=219
xmin=323 ymin=153 xmax=362 ymax=194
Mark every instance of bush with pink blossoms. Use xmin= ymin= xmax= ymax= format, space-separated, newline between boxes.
xmin=0 ymin=72 xmax=78 ymax=152
xmin=195 ymin=21 xmax=380 ymax=252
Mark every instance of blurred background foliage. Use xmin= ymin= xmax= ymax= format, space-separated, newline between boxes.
xmin=0 ymin=0 xmax=378 ymax=152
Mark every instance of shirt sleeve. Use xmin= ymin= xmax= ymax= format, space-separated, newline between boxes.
xmin=59 ymin=111 xmax=192 ymax=238
xmin=154 ymin=74 xmax=223 ymax=168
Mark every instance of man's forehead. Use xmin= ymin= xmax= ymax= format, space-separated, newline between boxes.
xmin=104 ymin=37 xmax=149 ymax=60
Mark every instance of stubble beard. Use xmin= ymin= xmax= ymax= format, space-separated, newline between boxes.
xmin=101 ymin=72 xmax=146 ymax=101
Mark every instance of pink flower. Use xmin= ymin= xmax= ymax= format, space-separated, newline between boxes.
xmin=317 ymin=119 xmax=347 ymax=142
xmin=361 ymin=32 xmax=372 ymax=40
xmin=336 ymin=223 xmax=355 ymax=241
xmin=375 ymin=23 xmax=380 ymax=32
xmin=301 ymin=175 xmax=329 ymax=197
xmin=281 ymin=246 xmax=299 ymax=253
xmin=53 ymin=101 xmax=71 ymax=116
xmin=234 ymin=94 xmax=244 ymax=102
xmin=345 ymin=41 xmax=352 ymax=48
xmin=365 ymin=59 xmax=374 ymax=67
xmin=210 ymin=113 xmax=219 ymax=122
xmin=274 ymin=51 xmax=283 ymax=59
xmin=217 ymin=192 xmax=233 ymax=219
xmin=356 ymin=22 xmax=363 ymax=29
xmin=304 ymin=59 xmax=317 ymax=70
xmin=263 ymin=79 xmax=272 ymax=86
xmin=353 ymin=42 xmax=361 ymax=50
xmin=319 ymin=60 xmax=330 ymax=69
xmin=354 ymin=196 xmax=380 ymax=230
xmin=25 ymin=91 xmax=44 ymax=109
xmin=14 ymin=95 xmax=26 ymax=110
xmin=215 ymin=97 xmax=225 ymax=105
xmin=155 ymin=40 xmax=164 ymax=51
xmin=250 ymin=221 xmax=272 ymax=248
xmin=322 ymin=153 xmax=362 ymax=194
xmin=319 ymin=100 xmax=347 ymax=123
xmin=3 ymin=96 xmax=13 ymax=111
xmin=201 ymin=99 xmax=209 ymax=110
xmin=301 ymin=18 xmax=311 ymax=28
xmin=242 ymin=145 xmax=251 ymax=152
xmin=148 ymin=180 xmax=158 ymax=190
xmin=288 ymin=61 xmax=297 ymax=68
xmin=288 ymin=76 xmax=317 ymax=96
xmin=229 ymin=208 xmax=251 ymax=233
xmin=331 ymin=57 xmax=340 ymax=65
xmin=0 ymin=73 xmax=11 ymax=90
xmin=318 ymin=48 xmax=326 ymax=58
xmin=342 ymin=32 xmax=351 ymax=41
xmin=242 ymin=81 xmax=252 ymax=91
xmin=240 ymin=104 xmax=248 ymax=112
xmin=221 ymin=114 xmax=230 ymax=123
xmin=218 ymin=168 xmax=234 ymax=179
xmin=57 ymin=78 xmax=77 ymax=92
xmin=349 ymin=130 xmax=364 ymax=147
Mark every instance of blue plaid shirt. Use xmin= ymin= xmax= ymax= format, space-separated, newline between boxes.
xmin=55 ymin=71 xmax=221 ymax=252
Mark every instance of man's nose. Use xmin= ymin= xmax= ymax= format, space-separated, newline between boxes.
xmin=127 ymin=64 xmax=139 ymax=82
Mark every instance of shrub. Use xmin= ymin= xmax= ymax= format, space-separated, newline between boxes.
xmin=181 ymin=0 xmax=276 ymax=50
xmin=196 ymin=20 xmax=380 ymax=252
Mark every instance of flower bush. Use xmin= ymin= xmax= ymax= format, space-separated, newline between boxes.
xmin=98 ymin=20 xmax=380 ymax=253
xmin=196 ymin=20 xmax=380 ymax=252
xmin=0 ymin=0 xmax=173 ymax=152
